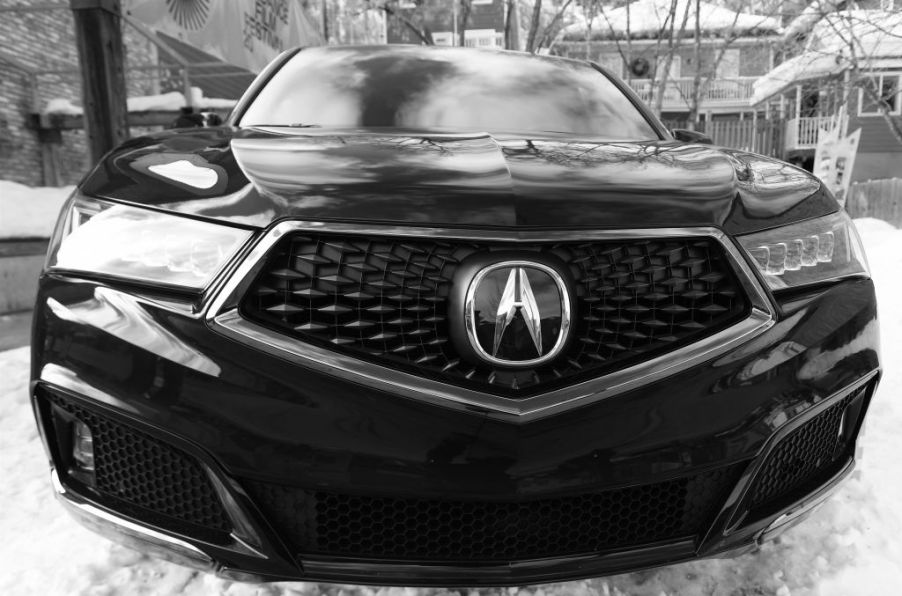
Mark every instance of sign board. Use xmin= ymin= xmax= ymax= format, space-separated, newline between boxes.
xmin=813 ymin=126 xmax=861 ymax=208
xmin=126 ymin=0 xmax=323 ymax=73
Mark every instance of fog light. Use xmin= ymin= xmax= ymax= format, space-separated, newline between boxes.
xmin=71 ymin=419 xmax=95 ymax=478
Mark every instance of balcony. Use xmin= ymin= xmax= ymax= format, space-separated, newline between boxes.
xmin=627 ymin=77 xmax=757 ymax=110
xmin=784 ymin=115 xmax=846 ymax=151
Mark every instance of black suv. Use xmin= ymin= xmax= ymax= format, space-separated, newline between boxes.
xmin=31 ymin=46 xmax=879 ymax=586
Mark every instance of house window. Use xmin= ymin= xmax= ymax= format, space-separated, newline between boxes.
xmin=432 ymin=31 xmax=454 ymax=46
xmin=716 ymin=49 xmax=740 ymax=79
xmin=859 ymin=74 xmax=901 ymax=116
xmin=464 ymin=29 xmax=501 ymax=48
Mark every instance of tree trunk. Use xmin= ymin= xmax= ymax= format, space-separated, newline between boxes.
xmin=458 ymin=0 xmax=472 ymax=47
xmin=688 ymin=0 xmax=702 ymax=129
xmin=525 ymin=0 xmax=542 ymax=53
xmin=652 ymin=0 xmax=690 ymax=117
xmin=503 ymin=0 xmax=515 ymax=49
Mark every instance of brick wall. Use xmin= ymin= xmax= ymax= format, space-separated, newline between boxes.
xmin=0 ymin=61 xmax=43 ymax=186
xmin=0 ymin=0 xmax=159 ymax=187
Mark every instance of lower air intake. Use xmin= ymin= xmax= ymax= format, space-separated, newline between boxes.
xmin=748 ymin=384 xmax=869 ymax=514
xmin=245 ymin=465 xmax=743 ymax=562
xmin=43 ymin=390 xmax=231 ymax=540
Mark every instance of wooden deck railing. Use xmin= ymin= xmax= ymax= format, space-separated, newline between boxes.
xmin=627 ymin=77 xmax=757 ymax=109
xmin=785 ymin=116 xmax=844 ymax=150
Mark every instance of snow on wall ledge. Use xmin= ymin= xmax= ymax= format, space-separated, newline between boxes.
xmin=44 ymin=86 xmax=237 ymax=116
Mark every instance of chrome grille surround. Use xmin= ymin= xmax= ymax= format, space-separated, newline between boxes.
xmin=206 ymin=222 xmax=776 ymax=421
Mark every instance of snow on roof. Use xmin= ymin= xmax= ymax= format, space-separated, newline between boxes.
xmin=780 ymin=0 xmax=845 ymax=45
xmin=562 ymin=0 xmax=782 ymax=40
xmin=752 ymin=9 xmax=902 ymax=104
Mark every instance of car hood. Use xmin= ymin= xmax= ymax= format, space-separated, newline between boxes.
xmin=81 ymin=127 xmax=835 ymax=234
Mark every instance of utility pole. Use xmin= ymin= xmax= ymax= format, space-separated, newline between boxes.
xmin=71 ymin=0 xmax=129 ymax=165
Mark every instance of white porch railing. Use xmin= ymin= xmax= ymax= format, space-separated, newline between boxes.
xmin=785 ymin=115 xmax=845 ymax=150
xmin=627 ymin=77 xmax=757 ymax=109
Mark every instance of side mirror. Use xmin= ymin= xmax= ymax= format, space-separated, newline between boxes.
xmin=672 ymin=128 xmax=713 ymax=144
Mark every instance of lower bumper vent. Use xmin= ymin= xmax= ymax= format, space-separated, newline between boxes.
xmin=748 ymin=384 xmax=869 ymax=514
xmin=245 ymin=465 xmax=744 ymax=562
xmin=42 ymin=390 xmax=231 ymax=540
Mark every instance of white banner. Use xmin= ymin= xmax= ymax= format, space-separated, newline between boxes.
xmin=126 ymin=0 xmax=323 ymax=73
xmin=814 ymin=127 xmax=861 ymax=208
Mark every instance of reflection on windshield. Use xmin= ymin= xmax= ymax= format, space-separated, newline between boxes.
xmin=240 ymin=46 xmax=658 ymax=140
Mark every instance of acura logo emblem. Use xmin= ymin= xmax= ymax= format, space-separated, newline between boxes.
xmin=464 ymin=261 xmax=571 ymax=367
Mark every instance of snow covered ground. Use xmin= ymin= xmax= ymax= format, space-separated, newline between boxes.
xmin=0 ymin=181 xmax=72 ymax=239
xmin=1 ymin=218 xmax=899 ymax=596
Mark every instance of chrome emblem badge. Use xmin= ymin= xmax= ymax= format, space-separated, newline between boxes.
xmin=465 ymin=261 xmax=571 ymax=367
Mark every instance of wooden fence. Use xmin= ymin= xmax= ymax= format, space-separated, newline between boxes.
xmin=846 ymin=178 xmax=902 ymax=227
xmin=662 ymin=118 xmax=785 ymax=158
xmin=703 ymin=119 xmax=785 ymax=158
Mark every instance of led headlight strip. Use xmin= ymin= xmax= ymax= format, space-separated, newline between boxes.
xmin=736 ymin=211 xmax=869 ymax=291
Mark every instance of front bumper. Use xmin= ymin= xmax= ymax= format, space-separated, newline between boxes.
xmin=30 ymin=272 xmax=880 ymax=586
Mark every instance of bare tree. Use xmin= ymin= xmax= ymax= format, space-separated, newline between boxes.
xmin=806 ymin=8 xmax=902 ymax=145
xmin=523 ymin=0 xmax=575 ymax=54
xmin=525 ymin=0 xmax=544 ymax=52
xmin=376 ymin=0 xmax=436 ymax=44
xmin=652 ymin=0 xmax=692 ymax=115
xmin=568 ymin=0 xmax=781 ymax=120
xmin=588 ymin=0 xmax=693 ymax=116
xmin=535 ymin=0 xmax=575 ymax=50
xmin=682 ymin=2 xmax=747 ymax=128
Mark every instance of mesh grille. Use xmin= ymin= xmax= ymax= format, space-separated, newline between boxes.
xmin=45 ymin=392 xmax=231 ymax=536
xmin=245 ymin=465 xmax=743 ymax=562
xmin=240 ymin=233 xmax=748 ymax=396
xmin=749 ymin=385 xmax=867 ymax=511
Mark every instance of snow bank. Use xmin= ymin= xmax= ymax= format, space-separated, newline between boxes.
xmin=0 ymin=181 xmax=72 ymax=239
xmin=44 ymin=86 xmax=237 ymax=115
xmin=0 ymin=218 xmax=900 ymax=595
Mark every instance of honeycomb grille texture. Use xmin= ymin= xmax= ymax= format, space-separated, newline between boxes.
xmin=245 ymin=465 xmax=742 ymax=562
xmin=241 ymin=233 xmax=748 ymax=396
xmin=749 ymin=386 xmax=866 ymax=510
xmin=46 ymin=392 xmax=231 ymax=535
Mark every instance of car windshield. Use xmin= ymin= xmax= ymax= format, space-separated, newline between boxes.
xmin=239 ymin=46 xmax=659 ymax=140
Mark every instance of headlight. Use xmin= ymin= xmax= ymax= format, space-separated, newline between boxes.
xmin=736 ymin=211 xmax=869 ymax=291
xmin=46 ymin=194 xmax=252 ymax=291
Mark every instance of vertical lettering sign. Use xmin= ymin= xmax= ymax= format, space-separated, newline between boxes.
xmin=243 ymin=0 xmax=289 ymax=52
xmin=127 ymin=0 xmax=323 ymax=73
